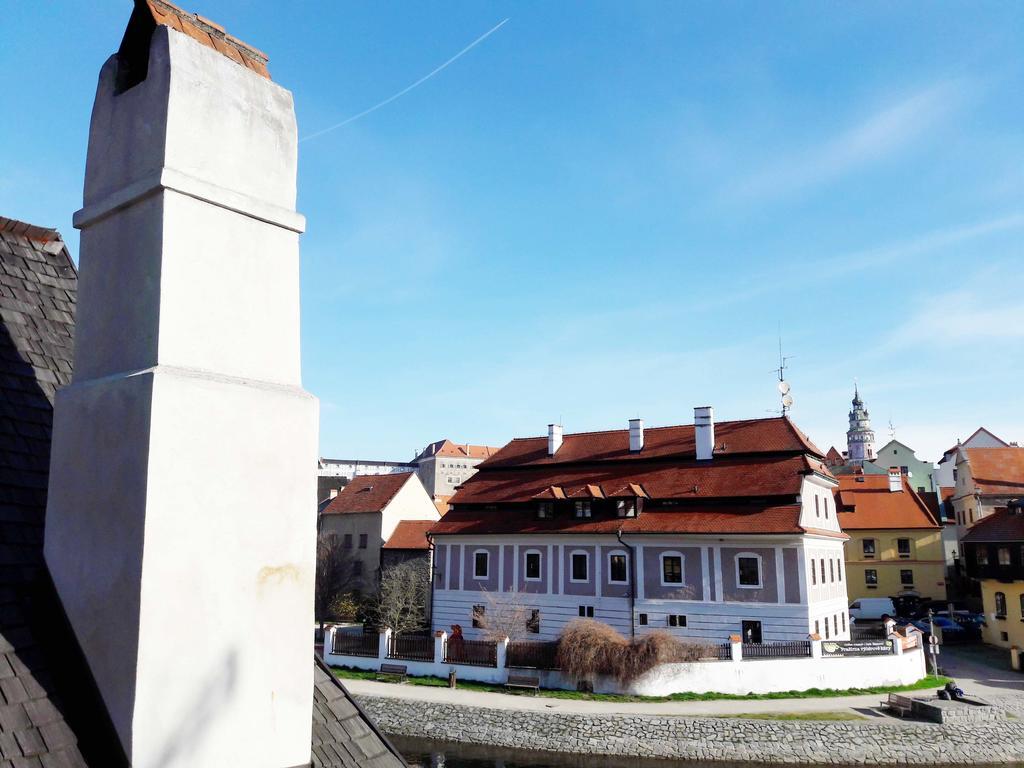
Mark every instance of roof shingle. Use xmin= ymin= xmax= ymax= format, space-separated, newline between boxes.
xmin=321 ymin=474 xmax=413 ymax=516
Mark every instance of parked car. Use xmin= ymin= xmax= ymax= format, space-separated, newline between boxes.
xmin=849 ymin=597 xmax=896 ymax=621
xmin=935 ymin=610 xmax=986 ymax=628
xmin=891 ymin=595 xmax=926 ymax=619
xmin=909 ymin=599 xmax=972 ymax=619
xmin=907 ymin=616 xmax=966 ymax=643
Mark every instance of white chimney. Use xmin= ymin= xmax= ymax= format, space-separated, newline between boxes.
xmin=629 ymin=418 xmax=644 ymax=452
xmin=548 ymin=423 xmax=563 ymax=455
xmin=695 ymin=406 xmax=715 ymax=461
xmin=45 ymin=10 xmax=316 ymax=768
xmin=888 ymin=467 xmax=902 ymax=492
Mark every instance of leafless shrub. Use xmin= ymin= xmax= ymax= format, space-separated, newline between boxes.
xmin=315 ymin=534 xmax=360 ymax=632
xmin=556 ymin=620 xmax=712 ymax=684
xmin=475 ymin=587 xmax=535 ymax=642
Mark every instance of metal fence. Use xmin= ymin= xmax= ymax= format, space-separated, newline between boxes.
xmin=332 ymin=631 xmax=378 ymax=657
xmin=506 ymin=641 xmax=560 ymax=669
xmin=821 ymin=639 xmax=893 ymax=658
xmin=445 ymin=638 xmax=497 ymax=667
xmin=387 ymin=633 xmax=433 ymax=662
xmin=741 ymin=641 xmax=812 ymax=660
xmin=707 ymin=642 xmax=732 ymax=660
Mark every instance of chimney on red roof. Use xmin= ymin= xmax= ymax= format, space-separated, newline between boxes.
xmin=888 ymin=467 xmax=902 ymax=493
xmin=695 ymin=406 xmax=715 ymax=461
xmin=548 ymin=423 xmax=563 ymax=456
xmin=629 ymin=418 xmax=644 ymax=452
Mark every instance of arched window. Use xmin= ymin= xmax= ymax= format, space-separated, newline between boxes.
xmin=660 ymin=551 xmax=684 ymax=586
xmin=995 ymin=591 xmax=1007 ymax=618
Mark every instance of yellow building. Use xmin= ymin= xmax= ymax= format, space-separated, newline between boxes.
xmin=836 ymin=470 xmax=946 ymax=602
xmin=963 ymin=504 xmax=1024 ymax=653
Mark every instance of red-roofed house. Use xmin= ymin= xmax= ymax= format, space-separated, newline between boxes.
xmin=950 ymin=446 xmax=1024 ymax=534
xmin=429 ymin=408 xmax=851 ymax=644
xmin=319 ymin=473 xmax=438 ymax=591
xmin=835 ymin=472 xmax=945 ymax=602
xmin=414 ymin=438 xmax=502 ymax=502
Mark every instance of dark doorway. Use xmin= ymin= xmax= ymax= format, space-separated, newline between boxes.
xmin=742 ymin=620 xmax=762 ymax=644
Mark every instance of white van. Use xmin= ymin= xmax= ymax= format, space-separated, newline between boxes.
xmin=849 ymin=597 xmax=896 ymax=621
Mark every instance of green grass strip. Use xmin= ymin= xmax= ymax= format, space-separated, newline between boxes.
xmin=330 ymin=665 xmax=950 ymax=703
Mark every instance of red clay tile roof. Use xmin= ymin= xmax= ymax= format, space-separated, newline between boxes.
xmin=450 ymin=455 xmax=816 ymax=506
xmin=961 ymin=507 xmax=1024 ymax=543
xmin=479 ymin=416 xmax=823 ymax=469
xmin=383 ymin=520 xmax=435 ymax=550
xmin=834 ymin=474 xmax=940 ymax=530
xmin=964 ymin=447 xmax=1024 ymax=495
xmin=431 ymin=504 xmax=809 ymax=536
xmin=415 ymin=439 xmax=501 ymax=461
xmin=321 ymin=473 xmax=412 ymax=516
xmin=135 ymin=0 xmax=271 ymax=79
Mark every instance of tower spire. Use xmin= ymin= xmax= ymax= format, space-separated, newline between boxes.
xmin=846 ymin=382 xmax=875 ymax=465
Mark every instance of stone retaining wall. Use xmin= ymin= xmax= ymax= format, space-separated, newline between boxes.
xmin=357 ymin=694 xmax=1024 ymax=764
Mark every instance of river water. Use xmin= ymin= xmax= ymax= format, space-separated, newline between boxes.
xmin=393 ymin=736 xmax=796 ymax=768
xmin=393 ymin=736 xmax=1021 ymax=768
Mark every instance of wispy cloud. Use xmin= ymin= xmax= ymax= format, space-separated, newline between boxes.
xmin=884 ymin=287 xmax=1024 ymax=349
xmin=729 ymin=80 xmax=969 ymax=201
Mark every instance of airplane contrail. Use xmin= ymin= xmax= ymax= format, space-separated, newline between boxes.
xmin=300 ymin=18 xmax=510 ymax=143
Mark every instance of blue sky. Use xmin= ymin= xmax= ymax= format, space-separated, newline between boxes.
xmin=3 ymin=2 xmax=1022 ymax=463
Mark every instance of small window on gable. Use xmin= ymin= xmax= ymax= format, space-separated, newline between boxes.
xmin=616 ymin=499 xmax=636 ymax=518
xmin=574 ymin=501 xmax=592 ymax=518
xmin=537 ymin=502 xmax=553 ymax=519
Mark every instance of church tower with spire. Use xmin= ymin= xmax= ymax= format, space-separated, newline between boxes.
xmin=846 ymin=385 xmax=876 ymax=464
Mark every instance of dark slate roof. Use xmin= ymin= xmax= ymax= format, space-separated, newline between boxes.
xmin=1 ymin=215 xmax=405 ymax=766
xmin=312 ymin=658 xmax=405 ymax=768
xmin=0 ymin=216 xmax=93 ymax=766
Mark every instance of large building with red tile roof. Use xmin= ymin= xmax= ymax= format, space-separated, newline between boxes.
xmin=948 ymin=446 xmax=1024 ymax=535
xmin=835 ymin=471 xmax=946 ymax=602
xmin=320 ymin=473 xmax=439 ymax=593
xmin=429 ymin=409 xmax=851 ymax=644
xmin=414 ymin=438 xmax=502 ymax=501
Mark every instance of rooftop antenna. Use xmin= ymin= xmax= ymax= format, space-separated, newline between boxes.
xmin=888 ymin=418 xmax=896 ymax=440
xmin=772 ymin=331 xmax=794 ymax=415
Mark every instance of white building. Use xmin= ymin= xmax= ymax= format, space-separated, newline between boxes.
xmin=430 ymin=410 xmax=851 ymax=644
xmin=845 ymin=386 xmax=876 ymax=465
xmin=413 ymin=438 xmax=501 ymax=508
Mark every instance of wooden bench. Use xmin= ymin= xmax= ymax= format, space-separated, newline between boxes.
xmin=376 ymin=663 xmax=408 ymax=683
xmin=505 ymin=674 xmax=540 ymax=694
xmin=881 ymin=693 xmax=914 ymax=717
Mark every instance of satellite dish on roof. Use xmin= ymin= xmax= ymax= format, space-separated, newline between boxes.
xmin=778 ymin=380 xmax=791 ymax=395
xmin=782 ymin=393 xmax=794 ymax=408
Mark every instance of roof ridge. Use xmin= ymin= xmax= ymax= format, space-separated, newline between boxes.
xmin=507 ymin=416 xmax=788 ymax=442
xmin=0 ymin=215 xmax=61 ymax=242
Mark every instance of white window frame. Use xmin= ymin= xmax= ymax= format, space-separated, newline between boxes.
xmin=569 ymin=550 xmax=590 ymax=583
xmin=660 ymin=551 xmax=685 ymax=587
xmin=607 ymin=550 xmax=629 ymax=584
xmin=735 ymin=552 xmax=763 ymax=589
xmin=523 ymin=549 xmax=543 ymax=581
xmin=472 ymin=549 xmax=490 ymax=580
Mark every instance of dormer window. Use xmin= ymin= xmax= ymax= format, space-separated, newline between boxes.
xmin=537 ymin=502 xmax=554 ymax=519
xmin=574 ymin=501 xmax=592 ymax=518
xmin=616 ymin=500 xmax=636 ymax=518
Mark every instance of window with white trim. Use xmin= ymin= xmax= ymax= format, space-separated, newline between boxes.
xmin=660 ymin=552 xmax=684 ymax=585
xmin=616 ymin=499 xmax=636 ymax=518
xmin=608 ymin=551 xmax=628 ymax=583
xmin=578 ymin=605 xmax=594 ymax=618
xmin=667 ymin=614 xmax=687 ymax=627
xmin=524 ymin=550 xmax=542 ymax=580
xmin=736 ymin=553 xmax=762 ymax=588
xmin=570 ymin=551 xmax=589 ymax=582
xmin=473 ymin=549 xmax=489 ymax=579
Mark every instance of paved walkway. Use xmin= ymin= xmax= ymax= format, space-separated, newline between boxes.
xmin=342 ymin=644 xmax=1023 ymax=718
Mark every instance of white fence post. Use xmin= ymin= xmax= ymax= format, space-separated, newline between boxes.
xmin=889 ymin=632 xmax=903 ymax=656
xmin=730 ymin=634 xmax=743 ymax=662
xmin=378 ymin=628 xmax=392 ymax=662
xmin=323 ymin=626 xmax=336 ymax=660
xmin=434 ymin=629 xmax=447 ymax=664
xmin=496 ymin=636 xmax=509 ymax=674
xmin=809 ymin=634 xmax=822 ymax=659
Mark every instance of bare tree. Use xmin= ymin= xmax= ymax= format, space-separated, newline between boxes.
xmin=475 ymin=587 xmax=535 ymax=642
xmin=369 ymin=560 xmax=430 ymax=635
xmin=314 ymin=534 xmax=360 ymax=633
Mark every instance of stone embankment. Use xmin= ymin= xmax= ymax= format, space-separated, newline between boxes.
xmin=357 ymin=694 xmax=1024 ymax=764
